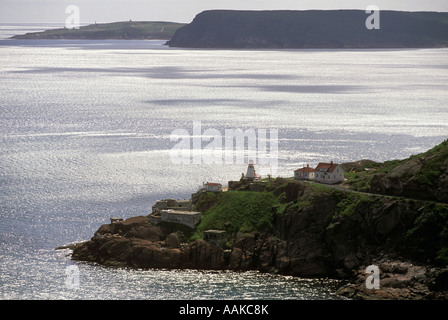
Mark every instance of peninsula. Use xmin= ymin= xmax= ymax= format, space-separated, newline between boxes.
xmin=167 ymin=10 xmax=448 ymax=48
xmin=60 ymin=139 xmax=448 ymax=300
xmin=10 ymin=21 xmax=185 ymax=40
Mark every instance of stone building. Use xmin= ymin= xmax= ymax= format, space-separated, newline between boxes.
xmin=203 ymin=230 xmax=227 ymax=246
xmin=149 ymin=198 xmax=201 ymax=228
xmin=152 ymin=198 xmax=192 ymax=213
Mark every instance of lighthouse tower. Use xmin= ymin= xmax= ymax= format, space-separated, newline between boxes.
xmin=246 ymin=160 xmax=257 ymax=181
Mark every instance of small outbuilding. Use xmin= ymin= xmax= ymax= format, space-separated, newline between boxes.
xmin=203 ymin=182 xmax=223 ymax=192
xmin=203 ymin=230 xmax=227 ymax=246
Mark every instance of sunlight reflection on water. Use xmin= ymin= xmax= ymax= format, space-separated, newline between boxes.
xmin=0 ymin=37 xmax=447 ymax=299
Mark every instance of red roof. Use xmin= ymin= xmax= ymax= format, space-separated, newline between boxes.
xmin=205 ymin=182 xmax=222 ymax=186
xmin=294 ymin=164 xmax=315 ymax=173
xmin=315 ymin=161 xmax=339 ymax=173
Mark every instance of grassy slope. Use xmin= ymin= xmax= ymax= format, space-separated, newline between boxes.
xmin=11 ymin=21 xmax=185 ymax=40
xmin=192 ymin=180 xmax=377 ymax=239
xmin=193 ymin=190 xmax=280 ymax=240
xmin=345 ymin=139 xmax=448 ymax=193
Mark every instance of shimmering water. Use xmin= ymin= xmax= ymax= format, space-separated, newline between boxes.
xmin=1 ymin=24 xmax=447 ymax=300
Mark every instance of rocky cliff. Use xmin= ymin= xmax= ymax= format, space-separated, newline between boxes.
xmin=167 ymin=10 xmax=448 ymax=48
xmin=67 ymin=180 xmax=448 ymax=299
xmin=65 ymin=140 xmax=448 ymax=299
xmin=225 ymin=181 xmax=448 ymax=299
xmin=70 ymin=216 xmax=226 ymax=270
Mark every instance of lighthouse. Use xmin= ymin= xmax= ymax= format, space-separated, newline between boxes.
xmin=246 ymin=160 xmax=257 ymax=181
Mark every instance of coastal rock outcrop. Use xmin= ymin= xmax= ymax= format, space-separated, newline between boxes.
xmin=71 ymin=216 xmax=226 ymax=270
xmin=336 ymin=258 xmax=448 ymax=300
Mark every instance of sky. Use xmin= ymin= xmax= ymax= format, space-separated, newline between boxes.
xmin=1 ymin=0 xmax=448 ymax=23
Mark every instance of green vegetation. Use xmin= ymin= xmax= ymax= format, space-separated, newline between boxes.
xmin=306 ymin=181 xmax=335 ymax=193
xmin=192 ymin=191 xmax=280 ymax=240
xmin=405 ymin=139 xmax=448 ymax=187
xmin=402 ymin=202 xmax=448 ymax=265
xmin=344 ymin=159 xmax=404 ymax=191
xmin=345 ymin=139 xmax=448 ymax=198
xmin=11 ymin=21 xmax=185 ymax=40
xmin=334 ymin=193 xmax=376 ymax=218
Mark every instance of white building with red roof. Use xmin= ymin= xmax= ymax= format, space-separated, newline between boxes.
xmin=294 ymin=164 xmax=315 ymax=181
xmin=314 ymin=161 xmax=344 ymax=184
xmin=203 ymin=182 xmax=223 ymax=192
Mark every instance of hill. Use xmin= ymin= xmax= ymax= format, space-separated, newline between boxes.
xmin=167 ymin=10 xmax=448 ymax=48
xmin=346 ymin=139 xmax=448 ymax=203
xmin=10 ymin=21 xmax=185 ymax=40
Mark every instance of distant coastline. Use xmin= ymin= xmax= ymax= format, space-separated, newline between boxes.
xmin=9 ymin=21 xmax=185 ymax=40
xmin=167 ymin=10 xmax=448 ymax=49
xmin=10 ymin=10 xmax=448 ymax=49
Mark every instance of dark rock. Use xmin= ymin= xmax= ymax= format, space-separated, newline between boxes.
xmin=229 ymin=233 xmax=256 ymax=270
xmin=71 ymin=216 xmax=225 ymax=270
xmin=432 ymin=268 xmax=448 ymax=291
xmin=183 ymin=239 xmax=225 ymax=270
xmin=165 ymin=233 xmax=180 ymax=249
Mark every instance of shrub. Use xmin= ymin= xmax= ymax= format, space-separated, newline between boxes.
xmin=193 ymin=191 xmax=280 ymax=239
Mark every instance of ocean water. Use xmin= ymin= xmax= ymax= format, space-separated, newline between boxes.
xmin=0 ymin=24 xmax=447 ymax=300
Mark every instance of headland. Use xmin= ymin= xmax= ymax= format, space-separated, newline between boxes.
xmin=59 ymin=139 xmax=448 ymax=300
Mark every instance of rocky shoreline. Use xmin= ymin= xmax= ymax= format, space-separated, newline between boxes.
xmin=336 ymin=257 xmax=448 ymax=300
xmin=60 ymin=212 xmax=448 ymax=300
xmin=65 ymin=216 xmax=226 ymax=270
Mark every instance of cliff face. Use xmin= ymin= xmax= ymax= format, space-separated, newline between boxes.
xmin=167 ymin=10 xmax=448 ymax=48
xmin=227 ymin=182 xmax=438 ymax=275
xmin=222 ymin=181 xmax=448 ymax=299
xmin=71 ymin=216 xmax=226 ymax=270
